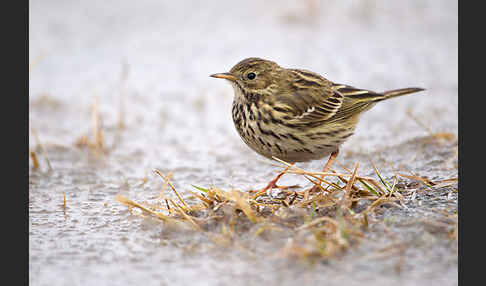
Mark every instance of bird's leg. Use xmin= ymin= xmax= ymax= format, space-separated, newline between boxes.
xmin=262 ymin=164 xmax=294 ymax=191
xmin=310 ymin=149 xmax=340 ymax=193
xmin=250 ymin=164 xmax=294 ymax=199
xmin=321 ymin=149 xmax=339 ymax=174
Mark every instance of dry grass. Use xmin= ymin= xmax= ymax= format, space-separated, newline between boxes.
xmin=74 ymin=96 xmax=108 ymax=155
xmin=30 ymin=149 xmax=40 ymax=170
xmin=117 ymin=62 xmax=129 ymax=130
xmin=75 ymin=64 xmax=129 ymax=155
xmin=30 ymin=127 xmax=53 ymax=171
xmin=63 ymin=192 xmax=67 ymax=216
xmin=115 ymin=157 xmax=457 ymax=261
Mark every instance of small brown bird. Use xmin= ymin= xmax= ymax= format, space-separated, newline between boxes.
xmin=211 ymin=57 xmax=424 ymax=191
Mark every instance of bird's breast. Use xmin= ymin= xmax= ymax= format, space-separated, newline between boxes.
xmin=231 ymin=99 xmax=351 ymax=162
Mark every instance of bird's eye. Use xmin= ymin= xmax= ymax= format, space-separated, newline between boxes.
xmin=247 ymin=72 xmax=256 ymax=80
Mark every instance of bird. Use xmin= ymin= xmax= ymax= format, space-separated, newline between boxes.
xmin=210 ymin=57 xmax=424 ymax=192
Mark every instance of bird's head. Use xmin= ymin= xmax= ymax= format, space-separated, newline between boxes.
xmin=211 ymin=57 xmax=283 ymax=98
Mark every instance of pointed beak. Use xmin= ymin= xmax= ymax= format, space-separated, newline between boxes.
xmin=210 ymin=72 xmax=238 ymax=82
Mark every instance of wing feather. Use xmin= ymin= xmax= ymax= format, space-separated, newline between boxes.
xmin=272 ymin=70 xmax=344 ymax=126
xmin=271 ymin=71 xmax=385 ymax=127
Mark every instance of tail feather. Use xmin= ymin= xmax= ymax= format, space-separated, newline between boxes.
xmin=382 ymin=87 xmax=425 ymax=99
xmin=327 ymin=86 xmax=425 ymax=123
xmin=332 ymin=83 xmax=425 ymax=102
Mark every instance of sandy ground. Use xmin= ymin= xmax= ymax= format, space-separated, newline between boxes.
xmin=29 ymin=1 xmax=457 ymax=285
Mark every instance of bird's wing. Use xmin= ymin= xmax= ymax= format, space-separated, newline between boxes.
xmin=271 ymin=69 xmax=345 ymax=127
xmin=274 ymin=70 xmax=343 ymax=125
xmin=326 ymin=83 xmax=385 ymax=123
xmin=271 ymin=70 xmax=388 ymax=127
xmin=331 ymin=83 xmax=384 ymax=101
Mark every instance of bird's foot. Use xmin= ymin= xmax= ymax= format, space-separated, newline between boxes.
xmin=250 ymin=164 xmax=294 ymax=199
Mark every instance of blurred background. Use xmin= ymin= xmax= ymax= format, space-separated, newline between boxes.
xmin=29 ymin=1 xmax=457 ymax=285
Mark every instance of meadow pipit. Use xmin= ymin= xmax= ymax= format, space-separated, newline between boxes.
xmin=211 ymin=57 xmax=424 ymax=192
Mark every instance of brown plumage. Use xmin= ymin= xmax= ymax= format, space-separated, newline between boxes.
xmin=211 ymin=57 xmax=424 ymax=164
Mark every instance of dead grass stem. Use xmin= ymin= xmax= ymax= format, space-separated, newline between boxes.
xmin=30 ymin=149 xmax=40 ymax=170
xmin=30 ymin=127 xmax=53 ymax=171
xmin=115 ymin=157 xmax=457 ymax=261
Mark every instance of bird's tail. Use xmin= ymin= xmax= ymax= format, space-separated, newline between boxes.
xmin=382 ymin=87 xmax=425 ymax=100
xmin=332 ymin=83 xmax=425 ymax=102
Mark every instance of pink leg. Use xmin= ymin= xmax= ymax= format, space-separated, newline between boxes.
xmin=261 ymin=164 xmax=294 ymax=192
xmin=310 ymin=149 xmax=340 ymax=192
